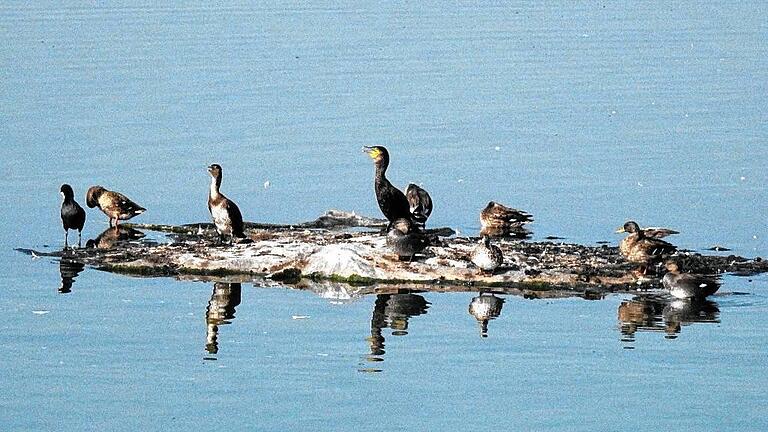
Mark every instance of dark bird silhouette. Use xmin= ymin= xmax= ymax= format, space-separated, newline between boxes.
xmin=386 ymin=218 xmax=430 ymax=261
xmin=60 ymin=184 xmax=86 ymax=247
xmin=86 ymin=185 xmax=145 ymax=227
xmin=363 ymin=146 xmax=431 ymax=228
xmin=207 ymin=164 xmax=246 ymax=243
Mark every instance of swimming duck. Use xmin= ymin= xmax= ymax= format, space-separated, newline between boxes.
xmin=470 ymin=236 xmax=504 ymax=273
xmin=662 ymin=261 xmax=721 ymax=299
xmin=386 ymin=218 xmax=429 ymax=261
xmin=405 ymin=183 xmax=433 ymax=228
xmin=615 ymin=221 xmax=677 ymax=263
xmin=60 ymin=184 xmax=86 ymax=247
xmin=468 ymin=293 xmax=505 ymax=337
xmin=363 ymin=146 xmax=430 ymax=228
xmin=207 ymin=164 xmax=246 ymax=243
xmin=480 ymin=201 xmax=532 ymax=235
xmin=86 ymin=186 xmax=145 ymax=227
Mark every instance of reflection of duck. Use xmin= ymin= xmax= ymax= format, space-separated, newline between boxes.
xmin=617 ymin=297 xmax=666 ymax=341
xmin=405 ymin=183 xmax=433 ymax=228
xmin=470 ymin=236 xmax=503 ymax=274
xmin=662 ymin=261 xmax=721 ymax=299
xmin=468 ymin=293 xmax=505 ymax=337
xmin=616 ymin=221 xmax=676 ymax=264
xmin=363 ymin=146 xmax=431 ymax=228
xmin=367 ymin=293 xmax=430 ymax=362
xmin=662 ymin=298 xmax=720 ymax=338
xmin=386 ymin=218 xmax=429 ymax=261
xmin=617 ymin=295 xmax=720 ymax=342
xmin=479 ymin=201 xmax=532 ymax=238
xmin=205 ymin=282 xmax=242 ymax=355
xmin=60 ymin=184 xmax=86 ymax=248
xmin=86 ymin=186 xmax=145 ymax=227
xmin=85 ymin=226 xmax=145 ymax=249
xmin=58 ymin=256 xmax=85 ymax=294
xmin=207 ymin=164 xmax=246 ymax=243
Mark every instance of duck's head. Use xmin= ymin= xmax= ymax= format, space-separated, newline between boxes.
xmin=207 ymin=164 xmax=222 ymax=178
xmin=362 ymin=145 xmax=389 ymax=165
xmin=664 ymin=260 xmax=680 ymax=273
xmin=85 ymin=186 xmax=106 ymax=208
xmin=60 ymin=184 xmax=74 ymax=201
xmin=616 ymin=221 xmax=640 ymax=234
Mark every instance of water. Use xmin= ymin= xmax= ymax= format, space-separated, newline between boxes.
xmin=2 ymin=2 xmax=767 ymax=430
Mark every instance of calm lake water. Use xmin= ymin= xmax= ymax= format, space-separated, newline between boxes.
xmin=2 ymin=2 xmax=767 ymax=430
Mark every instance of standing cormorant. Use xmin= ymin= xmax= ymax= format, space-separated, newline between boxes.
xmin=207 ymin=164 xmax=246 ymax=243
xmin=363 ymin=146 xmax=431 ymax=228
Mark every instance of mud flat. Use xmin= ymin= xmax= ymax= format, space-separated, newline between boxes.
xmin=18 ymin=210 xmax=768 ymax=297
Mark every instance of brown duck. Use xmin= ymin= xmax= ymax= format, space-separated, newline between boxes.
xmin=615 ymin=221 xmax=677 ymax=263
xmin=86 ymin=186 xmax=145 ymax=227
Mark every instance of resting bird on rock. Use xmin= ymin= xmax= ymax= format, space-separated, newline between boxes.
xmin=615 ymin=221 xmax=677 ymax=263
xmin=86 ymin=186 xmax=145 ymax=227
xmin=386 ymin=218 xmax=429 ymax=261
xmin=60 ymin=184 xmax=86 ymax=247
xmin=363 ymin=146 xmax=432 ymax=229
xmin=207 ymin=164 xmax=246 ymax=243
xmin=662 ymin=261 xmax=721 ymax=299
xmin=480 ymin=201 xmax=532 ymax=237
xmin=471 ymin=236 xmax=504 ymax=274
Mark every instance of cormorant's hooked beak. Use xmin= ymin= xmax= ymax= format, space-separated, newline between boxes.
xmin=615 ymin=226 xmax=626 ymax=233
xmin=362 ymin=146 xmax=382 ymax=160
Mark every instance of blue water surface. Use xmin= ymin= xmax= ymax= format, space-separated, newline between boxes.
xmin=1 ymin=2 xmax=767 ymax=431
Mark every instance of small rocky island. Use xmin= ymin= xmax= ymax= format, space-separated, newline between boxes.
xmin=19 ymin=210 xmax=768 ymax=299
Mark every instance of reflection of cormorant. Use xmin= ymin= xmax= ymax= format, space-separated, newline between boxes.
xmin=618 ymin=295 xmax=720 ymax=343
xmin=85 ymin=226 xmax=145 ymax=249
xmin=468 ymin=293 xmax=505 ymax=337
xmin=366 ymin=293 xmax=429 ymax=363
xmin=205 ymin=282 xmax=242 ymax=355
xmin=58 ymin=256 xmax=85 ymax=294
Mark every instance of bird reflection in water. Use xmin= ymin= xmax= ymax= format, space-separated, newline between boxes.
xmin=468 ymin=293 xmax=505 ymax=337
xmin=58 ymin=255 xmax=85 ymax=294
xmin=618 ymin=295 xmax=719 ymax=345
xmin=364 ymin=293 xmax=430 ymax=368
xmin=205 ymin=282 xmax=242 ymax=357
xmin=85 ymin=226 xmax=145 ymax=249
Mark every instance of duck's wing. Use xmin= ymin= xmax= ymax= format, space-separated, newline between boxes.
xmin=642 ymin=227 xmax=679 ymax=239
xmin=639 ymin=237 xmax=677 ymax=257
xmin=105 ymin=190 xmax=146 ymax=215
xmin=225 ymin=199 xmax=245 ymax=238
